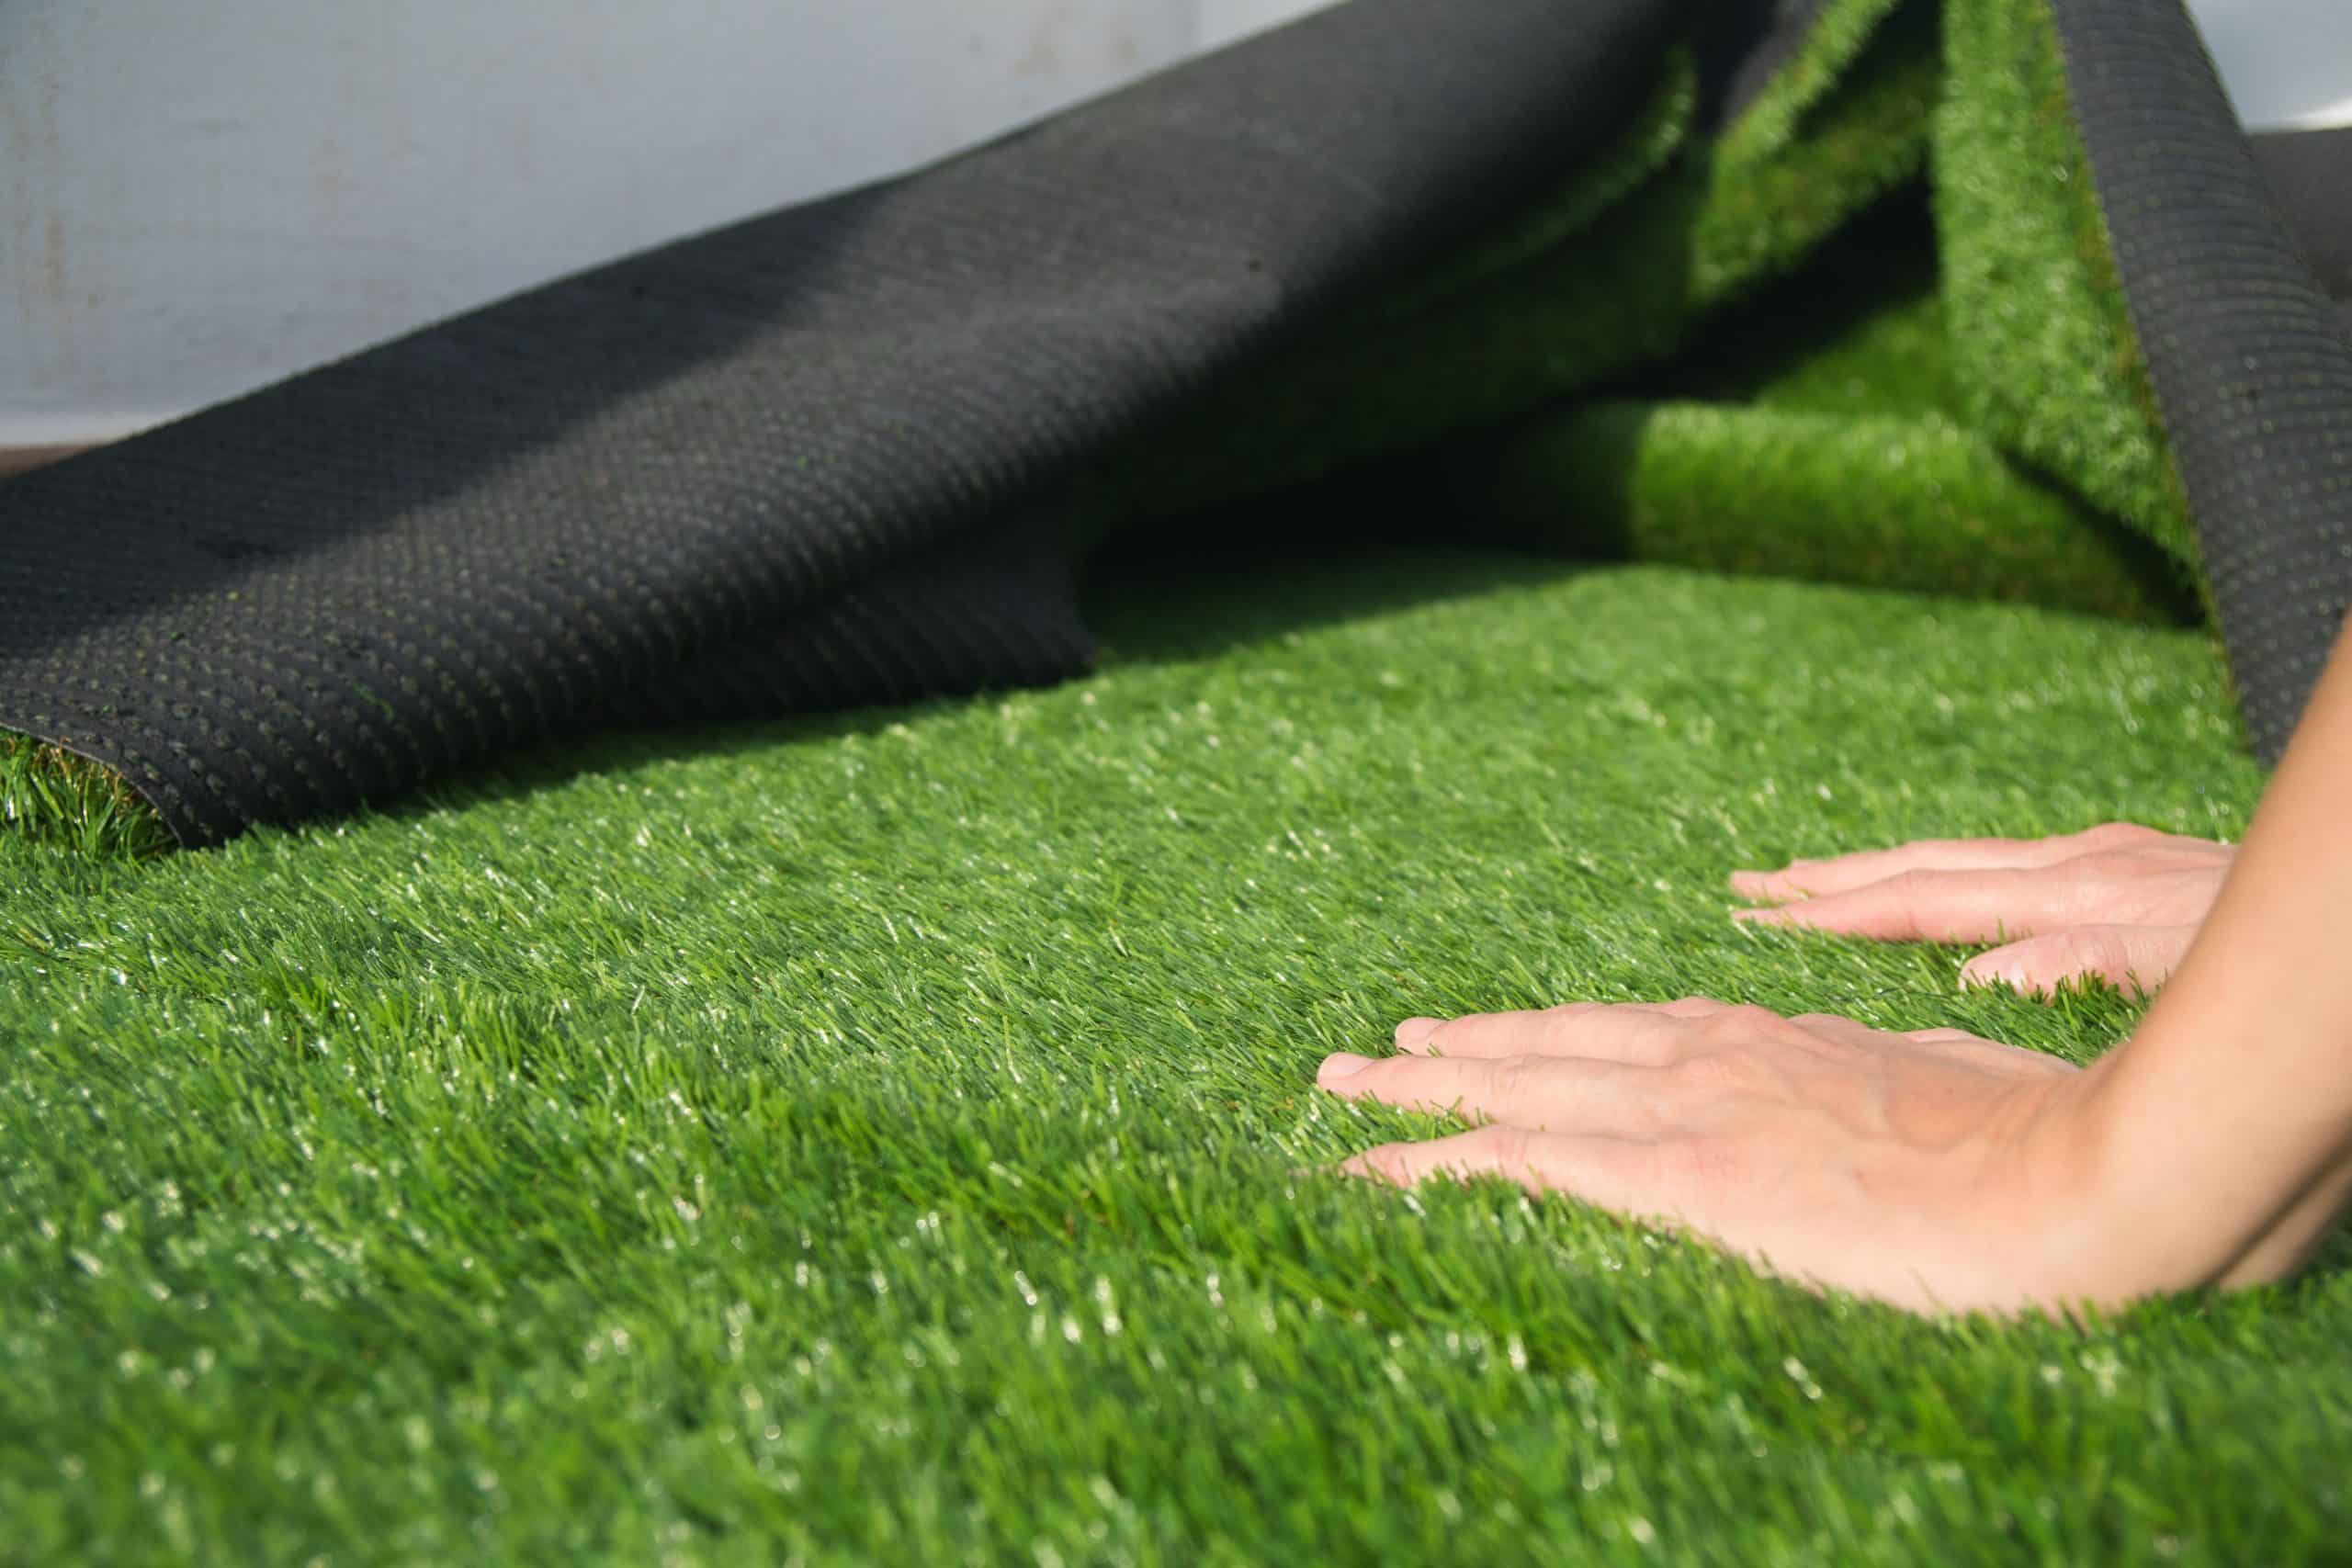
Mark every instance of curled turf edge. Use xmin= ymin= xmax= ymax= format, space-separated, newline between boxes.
xmin=0 ymin=732 xmax=175 ymax=862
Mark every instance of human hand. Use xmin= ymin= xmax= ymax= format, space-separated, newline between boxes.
xmin=1317 ymin=1000 xmax=2132 ymax=1317
xmin=1728 ymin=823 xmax=2233 ymax=999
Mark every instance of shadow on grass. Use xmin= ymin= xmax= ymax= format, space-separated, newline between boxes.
xmin=379 ymin=536 xmax=1585 ymax=829
xmin=1080 ymin=528 xmax=1597 ymax=671
xmin=379 ymin=700 xmax=931 ymax=829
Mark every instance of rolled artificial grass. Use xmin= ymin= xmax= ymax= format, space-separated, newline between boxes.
xmin=7 ymin=547 xmax=2344 ymax=1562
xmin=0 ymin=0 xmax=2236 ymax=849
xmin=1068 ymin=0 xmax=1945 ymax=540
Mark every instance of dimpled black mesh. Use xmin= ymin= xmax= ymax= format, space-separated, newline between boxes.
xmin=2248 ymin=129 xmax=2352 ymax=306
xmin=2049 ymin=0 xmax=2352 ymax=762
xmin=0 ymin=0 xmax=1673 ymax=846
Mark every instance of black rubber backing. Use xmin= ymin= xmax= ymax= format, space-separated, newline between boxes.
xmin=0 ymin=0 xmax=1673 ymax=846
xmin=2049 ymin=0 xmax=2352 ymax=762
xmin=2250 ymin=129 xmax=2352 ymax=305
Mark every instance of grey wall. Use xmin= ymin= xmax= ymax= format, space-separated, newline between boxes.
xmin=0 ymin=0 xmax=1337 ymax=446
xmin=6 ymin=0 xmax=2332 ymax=447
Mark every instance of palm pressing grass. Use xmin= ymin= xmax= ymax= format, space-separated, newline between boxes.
xmin=6 ymin=547 xmax=2344 ymax=1562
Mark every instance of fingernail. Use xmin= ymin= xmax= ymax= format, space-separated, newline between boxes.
xmin=1395 ymin=1017 xmax=1442 ymax=1047
xmin=1320 ymin=1053 xmax=1374 ymax=1081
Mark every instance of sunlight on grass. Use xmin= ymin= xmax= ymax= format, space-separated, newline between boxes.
xmin=6 ymin=552 xmax=2336 ymax=1562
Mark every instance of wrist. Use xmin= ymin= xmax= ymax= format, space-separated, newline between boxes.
xmin=1992 ymin=1057 xmax=2193 ymax=1312
xmin=2066 ymin=1032 xmax=2347 ymax=1298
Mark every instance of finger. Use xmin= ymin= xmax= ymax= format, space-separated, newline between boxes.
xmin=1340 ymin=1124 xmax=1701 ymax=1227
xmin=1959 ymin=923 xmax=2192 ymax=1000
xmin=1728 ymin=829 xmax=2136 ymax=905
xmin=1317 ymin=1051 xmax=1666 ymax=1134
xmin=1730 ymin=867 xmax=2101 ymax=943
xmin=1396 ymin=998 xmax=1724 ymax=1050
xmin=1396 ymin=1001 xmax=1711 ymax=1064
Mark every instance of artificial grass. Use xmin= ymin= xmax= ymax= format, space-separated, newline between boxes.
xmin=1936 ymin=0 xmax=2193 ymax=570
xmin=1443 ymin=198 xmax=2203 ymax=626
xmin=4 ymin=0 xmax=2330 ymax=1550
xmin=0 ymin=739 xmax=175 ymax=863
xmin=7 ymin=546 xmax=2346 ymax=1562
xmin=1472 ymin=400 xmax=2182 ymax=618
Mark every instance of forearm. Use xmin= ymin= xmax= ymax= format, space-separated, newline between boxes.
xmin=2079 ymin=615 xmax=2352 ymax=1289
